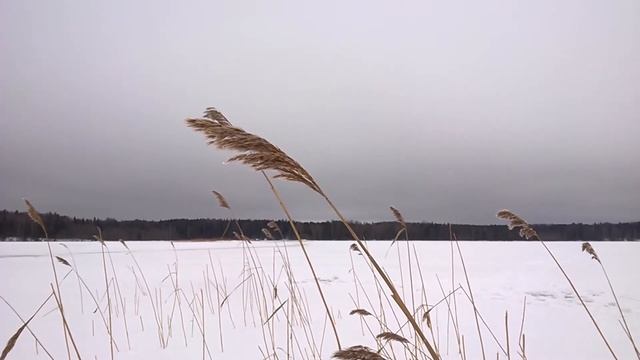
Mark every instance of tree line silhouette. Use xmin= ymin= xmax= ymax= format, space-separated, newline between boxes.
xmin=1 ymin=210 xmax=638 ymax=241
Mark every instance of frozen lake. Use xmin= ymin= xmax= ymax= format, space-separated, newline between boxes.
xmin=1 ymin=240 xmax=638 ymax=359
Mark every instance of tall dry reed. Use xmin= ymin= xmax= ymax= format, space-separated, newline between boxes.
xmin=498 ymin=209 xmax=618 ymax=359
xmin=186 ymin=107 xmax=440 ymax=359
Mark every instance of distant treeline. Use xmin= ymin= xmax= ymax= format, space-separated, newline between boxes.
xmin=1 ymin=210 xmax=638 ymax=241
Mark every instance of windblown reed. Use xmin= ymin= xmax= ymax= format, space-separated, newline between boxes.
xmin=187 ymin=107 xmax=440 ymax=359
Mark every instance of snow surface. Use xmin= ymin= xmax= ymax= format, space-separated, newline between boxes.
xmin=0 ymin=240 xmax=638 ymax=359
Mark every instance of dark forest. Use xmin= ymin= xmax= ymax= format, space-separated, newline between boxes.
xmin=1 ymin=210 xmax=638 ymax=241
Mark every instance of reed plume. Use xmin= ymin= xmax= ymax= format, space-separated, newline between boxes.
xmin=349 ymin=309 xmax=372 ymax=316
xmin=0 ymin=314 xmax=36 ymax=360
xmin=23 ymin=199 xmax=48 ymax=238
xmin=187 ymin=107 xmax=440 ymax=358
xmin=389 ymin=206 xmax=406 ymax=229
xmin=376 ymin=332 xmax=409 ymax=344
xmin=24 ymin=199 xmax=81 ymax=359
xmin=496 ymin=210 xmax=537 ymax=240
xmin=581 ymin=242 xmax=600 ymax=263
xmin=56 ymin=256 xmax=71 ymax=267
xmin=212 ymin=191 xmax=230 ymax=209
xmin=422 ymin=311 xmax=432 ymax=330
xmin=349 ymin=243 xmax=361 ymax=254
xmin=333 ymin=345 xmax=385 ymax=360
xmin=187 ymin=108 xmax=321 ymax=193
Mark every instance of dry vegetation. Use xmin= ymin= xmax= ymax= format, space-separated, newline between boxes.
xmin=1 ymin=108 xmax=637 ymax=360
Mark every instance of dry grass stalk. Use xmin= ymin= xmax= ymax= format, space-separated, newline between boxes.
xmin=349 ymin=309 xmax=372 ymax=316
xmin=333 ymin=345 xmax=385 ymax=360
xmin=582 ymin=242 xmax=639 ymax=358
xmin=167 ymin=261 xmax=188 ymax=347
xmin=105 ymin=245 xmax=132 ymax=350
xmin=23 ymin=199 xmax=80 ymax=360
xmin=119 ymin=241 xmax=166 ymax=348
xmin=49 ymin=284 xmax=81 ymax=360
xmin=497 ymin=209 xmax=618 ymax=360
xmin=376 ymin=332 xmax=409 ymax=344
xmin=97 ymin=229 xmax=114 ymax=360
xmin=390 ymin=205 xmax=417 ymax=354
xmin=187 ymin=107 xmax=439 ymax=358
xmin=517 ymin=296 xmax=527 ymax=359
xmin=261 ymin=172 xmax=342 ymax=350
xmin=505 ymin=311 xmax=511 ymax=360
xmin=58 ymin=244 xmax=84 ymax=314
xmin=412 ymin=244 xmax=440 ymax=353
xmin=454 ymin=236 xmax=487 ymax=360
xmin=201 ymin=290 xmax=206 ymax=360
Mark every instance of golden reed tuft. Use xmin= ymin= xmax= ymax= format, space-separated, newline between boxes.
xmin=187 ymin=108 xmax=321 ymax=193
xmin=496 ymin=209 xmax=538 ymax=240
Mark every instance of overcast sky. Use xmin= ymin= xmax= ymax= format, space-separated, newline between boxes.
xmin=1 ymin=0 xmax=639 ymax=224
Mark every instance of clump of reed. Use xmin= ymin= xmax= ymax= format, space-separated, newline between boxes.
xmin=187 ymin=107 xmax=440 ymax=359
xmin=4 ymin=107 xmax=637 ymax=360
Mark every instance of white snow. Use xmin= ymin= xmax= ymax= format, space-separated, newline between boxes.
xmin=0 ymin=240 xmax=638 ymax=359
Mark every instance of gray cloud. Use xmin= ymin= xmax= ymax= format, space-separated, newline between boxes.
xmin=1 ymin=0 xmax=639 ymax=224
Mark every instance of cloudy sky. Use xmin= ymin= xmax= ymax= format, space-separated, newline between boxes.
xmin=1 ymin=0 xmax=638 ymax=224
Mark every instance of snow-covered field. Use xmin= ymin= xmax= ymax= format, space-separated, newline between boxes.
xmin=1 ymin=240 xmax=638 ymax=359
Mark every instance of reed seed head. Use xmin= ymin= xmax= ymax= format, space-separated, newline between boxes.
xmin=23 ymin=198 xmax=48 ymax=238
xmin=1 ymin=317 xmax=33 ymax=360
xmin=55 ymin=256 xmax=71 ymax=267
xmin=422 ymin=311 xmax=433 ymax=330
xmin=349 ymin=309 xmax=372 ymax=316
xmin=582 ymin=242 xmax=601 ymax=263
xmin=187 ymin=108 xmax=321 ymax=193
xmin=349 ymin=243 xmax=362 ymax=255
xmin=376 ymin=332 xmax=409 ymax=344
xmin=333 ymin=345 xmax=385 ymax=360
xmin=496 ymin=209 xmax=539 ymax=240
xmin=212 ymin=190 xmax=230 ymax=209
xmin=389 ymin=206 xmax=406 ymax=229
